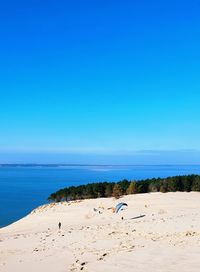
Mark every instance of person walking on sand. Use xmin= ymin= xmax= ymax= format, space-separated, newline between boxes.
xmin=58 ymin=222 xmax=61 ymax=230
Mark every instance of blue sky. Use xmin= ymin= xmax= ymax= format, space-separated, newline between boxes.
xmin=0 ymin=0 xmax=200 ymax=163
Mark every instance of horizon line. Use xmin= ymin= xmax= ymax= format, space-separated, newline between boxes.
xmin=0 ymin=163 xmax=200 ymax=167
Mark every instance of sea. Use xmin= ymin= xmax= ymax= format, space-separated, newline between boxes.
xmin=0 ymin=164 xmax=200 ymax=227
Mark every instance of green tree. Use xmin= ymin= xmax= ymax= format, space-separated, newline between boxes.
xmin=167 ymin=177 xmax=183 ymax=192
xmin=137 ymin=180 xmax=149 ymax=193
xmin=118 ymin=179 xmax=130 ymax=194
xmin=47 ymin=193 xmax=57 ymax=202
xmin=105 ymin=183 xmax=114 ymax=197
xmin=182 ymin=176 xmax=192 ymax=192
xmin=192 ymin=176 xmax=200 ymax=191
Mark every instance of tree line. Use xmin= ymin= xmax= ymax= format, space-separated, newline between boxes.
xmin=48 ymin=174 xmax=200 ymax=202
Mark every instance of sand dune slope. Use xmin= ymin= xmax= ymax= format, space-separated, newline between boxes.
xmin=0 ymin=192 xmax=200 ymax=272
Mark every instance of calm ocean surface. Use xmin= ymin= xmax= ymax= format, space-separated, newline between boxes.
xmin=1 ymin=165 xmax=200 ymax=227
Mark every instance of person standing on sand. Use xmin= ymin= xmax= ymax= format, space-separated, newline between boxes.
xmin=58 ymin=222 xmax=61 ymax=230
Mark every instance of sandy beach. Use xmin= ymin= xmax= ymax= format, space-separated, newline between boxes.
xmin=0 ymin=192 xmax=200 ymax=272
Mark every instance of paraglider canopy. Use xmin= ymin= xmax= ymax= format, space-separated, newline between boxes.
xmin=115 ymin=202 xmax=128 ymax=213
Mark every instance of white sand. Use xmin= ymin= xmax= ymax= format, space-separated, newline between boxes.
xmin=0 ymin=192 xmax=200 ymax=272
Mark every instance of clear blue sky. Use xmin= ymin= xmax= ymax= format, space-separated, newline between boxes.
xmin=1 ymin=0 xmax=200 ymax=163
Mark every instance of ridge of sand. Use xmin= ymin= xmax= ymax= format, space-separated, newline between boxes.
xmin=0 ymin=192 xmax=200 ymax=272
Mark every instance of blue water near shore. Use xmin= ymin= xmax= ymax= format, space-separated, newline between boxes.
xmin=1 ymin=165 xmax=200 ymax=227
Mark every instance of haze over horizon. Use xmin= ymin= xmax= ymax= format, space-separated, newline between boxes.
xmin=1 ymin=1 xmax=200 ymax=164
xmin=1 ymin=150 xmax=200 ymax=165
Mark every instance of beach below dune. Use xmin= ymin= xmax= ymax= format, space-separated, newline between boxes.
xmin=0 ymin=192 xmax=200 ymax=272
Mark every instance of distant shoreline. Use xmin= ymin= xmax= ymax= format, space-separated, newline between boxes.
xmin=1 ymin=163 xmax=200 ymax=167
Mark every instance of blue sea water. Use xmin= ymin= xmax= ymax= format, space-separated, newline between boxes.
xmin=0 ymin=165 xmax=200 ymax=227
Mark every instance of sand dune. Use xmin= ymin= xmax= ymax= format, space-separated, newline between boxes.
xmin=0 ymin=192 xmax=200 ymax=272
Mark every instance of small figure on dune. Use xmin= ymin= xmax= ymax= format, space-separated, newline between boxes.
xmin=58 ymin=222 xmax=61 ymax=230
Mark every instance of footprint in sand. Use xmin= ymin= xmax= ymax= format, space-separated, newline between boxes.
xmin=97 ymin=253 xmax=108 ymax=261
xmin=70 ymin=259 xmax=87 ymax=271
